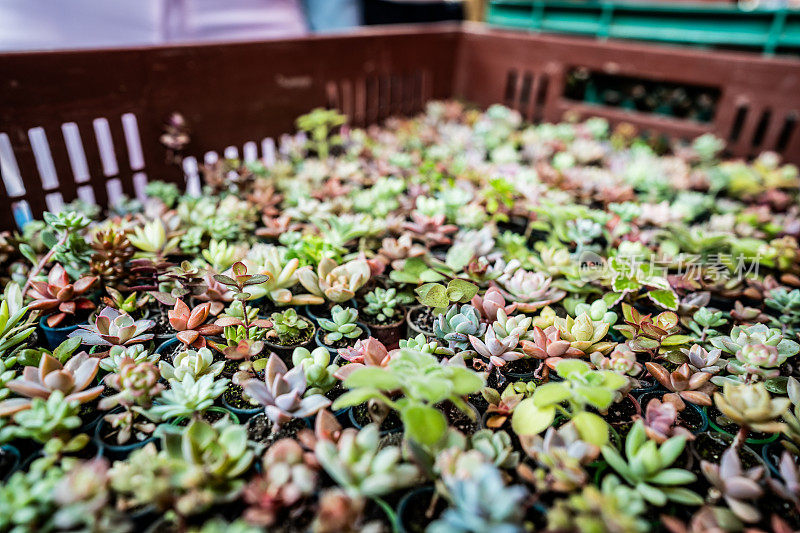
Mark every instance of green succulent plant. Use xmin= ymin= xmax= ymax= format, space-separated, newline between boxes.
xmin=315 ymin=424 xmax=419 ymax=498
xmin=269 ymin=308 xmax=311 ymax=345
xmin=363 ymin=287 xmax=411 ymax=323
xmin=0 ymin=390 xmax=88 ymax=455
xmin=318 ymin=306 xmax=363 ymax=344
xmin=0 ymin=460 xmax=64 ymax=532
xmin=334 ymin=348 xmax=485 ymax=446
xmin=434 ymin=304 xmax=486 ymax=352
xmin=148 ymin=374 xmax=229 ymax=421
xmin=99 ymin=344 xmax=159 ymax=373
xmin=291 ymin=346 xmax=339 ymax=395
xmin=548 ymin=475 xmax=649 ymax=533
xmin=0 ymin=282 xmax=35 ymax=366
xmin=601 ymin=420 xmax=702 ymax=506
xmin=159 ymin=347 xmax=225 ymax=382
xmin=512 ymin=359 xmax=628 ymax=446
xmin=553 ymin=313 xmax=614 ymax=355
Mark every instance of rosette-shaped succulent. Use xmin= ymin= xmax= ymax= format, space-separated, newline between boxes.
xmin=297 ymin=258 xmax=370 ymax=304
xmin=0 ymin=352 xmax=103 ymax=416
xmin=590 ymin=343 xmax=642 ymax=376
xmin=492 ymin=308 xmax=533 ymax=341
xmin=402 ymin=212 xmax=457 ymax=247
xmin=713 ymin=382 xmax=789 ymax=433
xmin=495 ymin=266 xmax=565 ymax=312
xmin=168 ymin=300 xmax=223 ymax=349
xmin=434 ymin=305 xmax=486 ymax=352
xmin=292 ymin=346 xmax=338 ymax=396
xmin=645 ymin=362 xmax=715 ymax=406
xmin=711 ymin=323 xmax=799 ymax=361
xmin=244 ymin=353 xmax=331 ymax=430
xmin=27 ymin=264 xmax=98 ymax=327
xmin=99 ymin=344 xmax=159 ymax=373
xmin=69 ymin=307 xmax=154 ymax=350
xmin=101 ymin=358 xmax=163 ymax=409
xmin=334 ymin=337 xmax=392 ymax=380
xmin=553 ymin=313 xmax=614 ymax=355
xmin=701 ymin=447 xmax=764 ymax=523
xmin=315 ymin=424 xmax=419 ymax=498
xmin=729 ymin=343 xmax=785 ymax=380
xmin=159 ymin=347 xmax=224 ymax=381
xmin=469 ymin=329 xmax=524 ymax=369
xmin=318 ymin=306 xmax=362 ymax=344
xmin=638 ymin=397 xmax=693 ymax=443
xmin=471 ymin=286 xmax=516 ymax=323
xmin=520 ymin=325 xmax=584 ymax=377
xmin=243 ymin=245 xmax=318 ymax=305
xmin=684 ymin=344 xmax=723 ymax=374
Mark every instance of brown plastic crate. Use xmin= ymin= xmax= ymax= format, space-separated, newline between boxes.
xmin=1 ymin=22 xmax=799 ymax=229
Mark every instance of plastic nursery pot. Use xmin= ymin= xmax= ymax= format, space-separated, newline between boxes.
xmin=22 ymin=439 xmax=103 ymax=471
xmin=168 ymin=406 xmax=240 ymax=427
xmin=405 ymin=305 xmax=435 ymax=340
xmin=363 ymin=310 xmax=407 ymax=350
xmin=348 ymin=404 xmax=403 ymax=437
xmin=630 ymin=376 xmax=660 ymax=396
xmin=314 ymin=322 xmax=372 ymax=358
xmin=221 ymin=393 xmax=263 ymax=421
xmin=690 ymin=431 xmax=765 ymax=471
xmin=303 ymin=298 xmax=358 ymax=325
xmin=0 ymin=445 xmax=21 ymax=482
xmin=155 ymin=336 xmax=181 ymax=357
xmin=263 ymin=316 xmax=317 ymax=361
xmin=38 ymin=315 xmax=82 ymax=350
xmin=702 ymin=406 xmax=781 ymax=446
xmin=397 ymin=486 xmax=447 ymax=533
xmin=636 ymin=391 xmax=708 ymax=435
xmin=93 ymin=408 xmax=156 ymax=461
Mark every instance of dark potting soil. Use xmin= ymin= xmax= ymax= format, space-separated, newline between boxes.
xmin=705 ymin=405 xmax=775 ymax=442
xmin=99 ymin=420 xmax=152 ymax=447
xmin=247 ymin=414 xmax=306 ymax=447
xmin=352 ymin=402 xmax=403 ymax=433
xmin=440 ymin=402 xmax=479 ymax=435
xmin=325 ymin=382 xmax=346 ymax=403
xmin=151 ymin=312 xmax=173 ymax=337
xmin=321 ymin=329 xmax=368 ymax=350
xmin=224 ymin=383 xmax=259 ymax=410
xmin=222 ymin=358 xmax=239 ymax=378
xmin=602 ymin=396 xmax=639 ymax=435
xmin=677 ymin=405 xmax=705 ymax=432
xmin=0 ymin=449 xmax=17 ymax=479
xmin=467 ymin=392 xmax=489 ymax=414
xmin=271 ymin=323 xmax=314 ymax=348
xmin=400 ymin=488 xmax=446 ymax=533
xmin=502 ymin=357 xmax=538 ymax=376
xmin=691 ymin=432 xmax=762 ymax=469
xmin=409 ymin=306 xmax=436 ymax=334
xmin=757 ymin=495 xmax=800 ymax=530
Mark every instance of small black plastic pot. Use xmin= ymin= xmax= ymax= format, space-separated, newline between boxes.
xmin=397 ymin=486 xmax=446 ymax=533
xmin=155 ymin=336 xmax=181 ymax=357
xmin=263 ymin=316 xmax=316 ymax=361
xmin=93 ymin=408 xmax=156 ymax=461
xmin=221 ymin=392 xmax=263 ymax=421
xmin=303 ymin=298 xmax=358 ymax=325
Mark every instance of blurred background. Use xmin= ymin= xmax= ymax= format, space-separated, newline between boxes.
xmin=0 ymin=0 xmax=485 ymax=51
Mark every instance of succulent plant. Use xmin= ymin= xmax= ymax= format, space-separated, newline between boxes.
xmin=710 ymin=323 xmax=800 ymax=364
xmin=768 ymin=450 xmax=800 ymax=513
xmin=512 ymin=359 xmax=628 ymax=446
xmin=334 ymin=337 xmax=392 ymax=380
xmin=491 ymin=308 xmax=533 ymax=341
xmin=168 ymin=300 xmax=223 ymax=349
xmin=0 ymin=352 xmax=103 ymax=417
xmin=645 ymin=362 xmax=715 ymax=406
xmin=714 ymin=381 xmax=789 ymax=435
xmin=615 ymin=304 xmax=690 ymax=355
xmin=601 ymin=420 xmax=702 ymax=506
xmin=334 ymin=348 xmax=484 ymax=446
xmin=0 ymin=390 xmax=86 ymax=450
xmin=242 ymin=438 xmax=319 ymax=526
xmin=311 ymin=489 xmax=375 ymax=533
xmin=101 ymin=287 xmax=150 ymax=317
xmin=362 ymin=287 xmax=410 ymax=323
xmin=159 ymin=347 xmax=224 ymax=382
xmin=470 ymin=286 xmax=516 ymax=323
xmin=148 ymin=373 xmax=229 ymax=421
xmin=520 ymin=325 xmax=584 ymax=377
xmin=27 ymin=264 xmax=97 ymax=327
xmin=482 ymin=386 xmax=524 ymax=429
xmin=0 ymin=282 xmax=35 ymax=364
xmin=547 ymin=475 xmax=649 ymax=533
xmin=297 ymin=258 xmax=370 ymax=304
xmin=573 ymin=299 xmax=618 ymax=326
xmin=269 ymin=308 xmax=311 ymax=345
xmin=69 ymin=307 xmax=154 ymax=353
xmin=99 ymin=358 xmax=162 ymax=444
xmin=435 ymin=304 xmax=487 ymax=352
xmin=766 ymin=287 xmax=800 ymax=334
xmin=428 ymin=463 xmax=527 ymax=533
xmin=318 ymin=306 xmax=363 ymax=345
xmin=128 ymin=219 xmax=180 ymax=257
xmin=99 ymin=344 xmax=158 ymax=373
xmin=292 ymin=346 xmax=339 ymax=395
xmin=518 ymin=422 xmax=599 ymax=492
xmin=244 ymin=353 xmax=331 ymax=431
xmin=701 ymin=447 xmax=764 ymax=523
xmin=683 ymin=343 xmax=724 ymax=374
xmin=494 ymin=264 xmax=566 ymax=312
xmin=638 ymin=396 xmax=694 ymax=443
xmin=403 ymin=212 xmax=458 ymax=246
xmin=315 ymin=423 xmax=419 ymax=497
xmin=553 ymin=313 xmax=614 ymax=355
xmin=590 ymin=342 xmax=643 ymax=377
xmin=470 ymin=428 xmax=520 ymax=469
xmin=469 ymin=328 xmax=524 ymax=370
xmin=0 ymin=460 xmax=64 ymax=532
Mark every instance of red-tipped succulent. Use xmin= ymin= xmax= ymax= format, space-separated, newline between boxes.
xmin=168 ymin=299 xmax=223 ymax=348
xmin=27 ymin=264 xmax=98 ymax=327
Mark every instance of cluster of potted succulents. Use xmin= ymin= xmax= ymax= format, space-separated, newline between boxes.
xmin=0 ymin=101 xmax=799 ymax=532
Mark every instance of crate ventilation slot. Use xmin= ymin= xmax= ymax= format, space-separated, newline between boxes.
xmin=504 ymin=69 xmax=549 ymax=122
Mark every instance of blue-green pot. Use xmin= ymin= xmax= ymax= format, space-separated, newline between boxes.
xmin=94 ymin=408 xmax=156 ymax=460
xmin=38 ymin=316 xmax=81 ymax=349
xmin=0 ymin=445 xmax=21 ymax=481
xmin=155 ymin=336 xmax=181 ymax=357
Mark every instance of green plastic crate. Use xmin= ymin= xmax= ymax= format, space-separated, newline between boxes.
xmin=487 ymin=0 xmax=800 ymax=55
